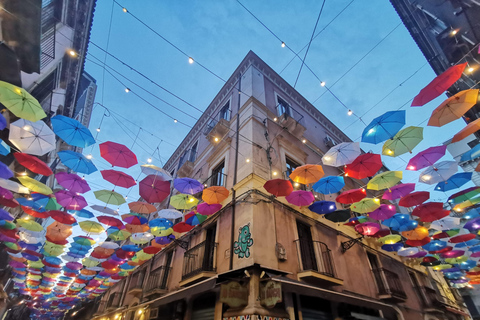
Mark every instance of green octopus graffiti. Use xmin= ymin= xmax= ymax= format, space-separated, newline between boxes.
xmin=233 ymin=224 xmax=254 ymax=258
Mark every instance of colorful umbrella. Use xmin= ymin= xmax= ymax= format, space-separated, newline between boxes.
xmin=0 ymin=162 xmax=13 ymax=179
xmin=108 ymin=229 xmax=131 ymax=241
xmin=94 ymin=190 xmax=126 ymax=206
xmin=289 ymin=164 xmax=324 ymax=185
xmin=18 ymin=176 xmax=52 ymax=195
xmin=58 ymin=151 xmax=97 ymax=175
xmin=382 ymin=183 xmax=415 ymax=200
xmin=51 ymin=115 xmax=95 ymax=148
xmin=355 ymin=222 xmax=380 ymax=236
xmin=350 ymin=198 xmax=380 ymax=214
xmin=172 ymin=222 xmax=194 ymax=233
xmin=170 ymin=194 xmax=198 ymax=210
xmin=90 ymin=205 xmax=118 ymax=216
xmin=46 ymin=222 xmax=72 ymax=241
xmin=427 ymin=89 xmax=479 ymax=126
xmin=55 ymin=172 xmax=90 ymax=194
xmin=139 ymin=175 xmax=170 ymax=203
xmin=312 ymin=176 xmax=344 ymax=194
xmin=419 ymin=161 xmax=458 ymax=185
xmin=55 ymin=190 xmax=87 ymax=210
xmin=78 ymin=221 xmax=104 ymax=235
xmin=121 ymin=214 xmax=148 ymax=225
xmin=0 ymin=140 xmax=9 ymax=156
xmin=100 ymin=170 xmax=136 ymax=188
xmin=202 ymin=186 xmax=229 ymax=204
xmin=412 ymin=202 xmax=450 ymax=222
xmin=464 ymin=217 xmax=480 ymax=232
xmin=368 ymin=204 xmax=396 ymax=220
xmin=49 ymin=211 xmax=76 ymax=225
xmin=383 ymin=214 xmax=417 ymax=231
xmin=449 ymin=233 xmax=476 ymax=243
xmin=451 ymin=118 xmax=480 ymax=143
xmin=448 ymin=187 xmax=480 ymax=204
xmin=9 ymin=119 xmax=55 ymax=156
xmin=157 ymin=209 xmax=183 ymax=220
xmin=382 ymin=126 xmax=423 ymax=157
xmin=285 ymin=190 xmax=314 ymax=206
xmin=69 ymin=209 xmax=94 ymax=218
xmin=367 ymin=171 xmax=402 ymax=190
xmin=336 ymin=188 xmax=366 ymax=204
xmin=344 ymin=153 xmax=382 ymax=179
xmin=398 ymin=191 xmax=430 ymax=207
xmin=173 ymin=178 xmax=204 ymax=195
xmin=263 ymin=179 xmax=293 ymax=197
xmin=140 ymin=165 xmax=173 ymax=181
xmin=14 ymin=153 xmax=53 ymax=176
xmin=378 ymin=234 xmax=401 ymax=244
xmin=128 ymin=201 xmax=157 ymax=214
xmin=17 ymin=219 xmax=43 ymax=232
xmin=460 ymin=144 xmax=480 ymax=162
xmin=361 ymin=110 xmax=406 ymax=144
xmin=185 ymin=213 xmax=207 ymax=226
xmin=406 ymin=145 xmax=447 ymax=171
xmin=196 ymin=202 xmax=222 ymax=216
xmin=308 ymin=201 xmax=336 ymax=214
xmin=322 ymin=142 xmax=361 ymax=167
xmin=0 ymin=81 xmax=46 ymax=121
xmin=435 ymin=172 xmax=472 ymax=192
xmin=97 ymin=216 xmax=124 ymax=228
xmin=411 ymin=62 xmax=467 ymax=107
xmin=402 ymin=226 xmax=429 ymax=240
xmin=99 ymin=141 xmax=138 ymax=168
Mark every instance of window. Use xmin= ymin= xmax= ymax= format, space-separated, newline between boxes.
xmin=285 ymin=156 xmax=305 ymax=190
xmin=170 ymin=169 xmax=175 ymax=178
xmin=211 ymin=160 xmax=225 ymax=186
xmin=219 ymin=101 xmax=230 ymax=121
xmin=189 ymin=142 xmax=198 ymax=163
xmin=277 ymin=96 xmax=292 ymax=117
xmin=296 ymin=221 xmax=317 ymax=271
xmin=408 ymin=270 xmax=426 ymax=306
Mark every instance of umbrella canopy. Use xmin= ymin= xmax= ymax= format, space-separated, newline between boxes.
xmin=0 ymin=81 xmax=47 ymax=121
xmin=157 ymin=209 xmax=183 ymax=220
xmin=185 ymin=213 xmax=207 ymax=226
xmin=51 ymin=115 xmax=95 ymax=148
xmin=382 ymin=126 xmax=423 ymax=157
xmin=369 ymin=204 xmax=396 ymax=220
xmin=46 ymin=222 xmax=72 ymax=241
xmin=344 ymin=153 xmax=382 ymax=179
xmin=172 ymin=222 xmax=194 ymax=233
xmin=322 ymin=142 xmax=361 ymax=167
xmin=428 ymin=89 xmax=479 ymax=127
xmin=78 ymin=221 xmax=104 ymax=235
xmin=99 ymin=141 xmax=138 ymax=168
xmin=402 ymin=226 xmax=429 ymax=240
xmin=55 ymin=190 xmax=87 ymax=210
xmin=173 ymin=178 xmax=203 ymax=195
xmin=350 ymin=198 xmax=380 ymax=214
xmin=285 ymin=190 xmax=314 ymax=207
xmin=69 ymin=209 xmax=94 ymax=218
xmin=382 ymin=183 xmax=415 ymax=200
xmin=308 ymin=201 xmax=337 ymax=214
xmin=412 ymin=202 xmax=450 ymax=222
xmin=449 ymin=187 xmax=480 ymax=204
xmin=108 ymin=229 xmax=131 ymax=241
xmin=289 ymin=164 xmax=324 ymax=184
xmin=398 ymin=191 xmax=430 ymax=207
xmin=312 ymin=176 xmax=344 ymax=194
xmin=49 ymin=211 xmax=76 ymax=225
xmin=101 ymin=170 xmax=136 ymax=189
xmin=14 ymin=153 xmax=52 ymax=176
xmin=0 ymin=140 xmax=9 ymax=156
xmin=58 ymin=151 xmax=97 ymax=175
xmin=263 ymin=179 xmax=293 ymax=197
xmin=121 ymin=214 xmax=148 ymax=225
xmin=90 ymin=205 xmax=118 ymax=216
xmin=460 ymin=143 xmax=480 ymax=162
xmin=406 ymin=145 xmax=447 ymax=171
xmin=170 ymin=194 xmax=198 ymax=210
xmin=139 ymin=175 xmax=170 ymax=203
xmin=9 ymin=119 xmax=55 ymax=156
xmin=355 ymin=222 xmax=381 ymax=236
xmin=196 ymin=202 xmax=222 ymax=216
xmin=17 ymin=218 xmax=43 ymax=232
xmin=0 ymin=162 xmax=13 ymax=179
xmin=435 ymin=172 xmax=472 ymax=192
xmin=18 ymin=176 xmax=52 ymax=195
xmin=361 ymin=110 xmax=406 ymax=144
xmin=128 ymin=201 xmax=156 ymax=214
xmin=55 ymin=172 xmax=90 ymax=194
xmin=464 ymin=217 xmax=480 ymax=232
xmin=419 ymin=161 xmax=458 ymax=185
xmin=367 ymin=171 xmax=402 ymax=191
xmin=336 ymin=188 xmax=366 ymax=204
xmin=94 ymin=190 xmax=126 ymax=206
xmin=202 ymin=186 xmax=229 ymax=204
xmin=411 ymin=62 xmax=467 ymax=107
xmin=452 ymin=118 xmax=480 ymax=143
xmin=324 ymin=209 xmax=351 ymax=223
xmin=140 ymin=165 xmax=173 ymax=181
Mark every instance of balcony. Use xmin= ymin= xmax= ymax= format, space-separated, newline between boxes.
xmin=177 ymin=148 xmax=197 ymax=178
xmin=275 ymin=104 xmax=305 ymax=138
xmin=204 ymin=118 xmax=230 ymax=145
xmin=92 ymin=300 xmax=106 ymax=316
xmin=144 ymin=266 xmax=171 ymax=297
xmin=417 ymin=286 xmax=446 ymax=312
xmin=106 ymin=292 xmax=121 ymax=311
xmin=127 ymin=271 xmax=144 ymax=295
xmin=372 ymin=268 xmax=407 ymax=301
xmin=179 ymin=240 xmax=218 ymax=287
xmin=295 ymin=239 xmax=343 ymax=286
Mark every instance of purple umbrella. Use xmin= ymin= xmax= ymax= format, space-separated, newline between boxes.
xmin=0 ymin=208 xmax=14 ymax=221
xmin=369 ymin=204 xmax=396 ymax=220
xmin=55 ymin=190 xmax=88 ymax=210
xmin=197 ymin=202 xmax=222 ymax=216
xmin=45 ymin=266 xmax=62 ymax=273
xmin=409 ymin=251 xmax=427 ymax=258
xmin=155 ymin=235 xmax=175 ymax=245
xmin=55 ymin=172 xmax=91 ymax=194
xmin=0 ymin=162 xmax=13 ymax=179
xmin=0 ymin=186 xmax=13 ymax=200
xmin=406 ymin=145 xmax=447 ymax=171
xmin=464 ymin=217 xmax=480 ymax=232
xmin=285 ymin=190 xmax=315 ymax=207
xmin=173 ymin=178 xmax=204 ymax=195
xmin=382 ymin=183 xmax=415 ymax=200
xmin=9 ymin=260 xmax=26 ymax=268
xmin=66 ymin=262 xmax=83 ymax=270
xmin=0 ymin=234 xmax=16 ymax=242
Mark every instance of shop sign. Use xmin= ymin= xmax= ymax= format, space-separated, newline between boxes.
xmin=220 ymin=281 xmax=248 ymax=308
xmin=259 ymin=281 xmax=282 ymax=308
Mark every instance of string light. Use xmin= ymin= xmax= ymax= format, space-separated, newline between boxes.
xmin=125 ymin=88 xmax=130 ymax=93
xmin=147 ymin=157 xmax=152 ymax=163
xmin=23 ymin=125 xmax=31 ymax=131
xmin=468 ymin=66 xmax=475 ymax=73
xmin=122 ymin=7 xmax=127 ymax=13
xmin=294 ymin=182 xmax=299 ymax=187
xmin=302 ymin=139 xmax=306 ymax=143
xmin=347 ymin=110 xmax=353 ymax=116
xmin=188 ymin=57 xmax=194 ymax=64
xmin=451 ymin=29 xmax=458 ymax=35
xmin=138 ymin=309 xmax=143 ymax=315
xmin=214 ymin=137 xmax=219 ymax=142
xmin=281 ymin=42 xmax=285 ymax=48
xmin=320 ymin=81 xmax=326 ymax=87
xmin=273 ymin=117 xmax=278 ymax=122
xmin=246 ymin=158 xmax=250 ymax=163
xmin=174 ymin=119 xmax=178 ymax=123
xmin=96 ymin=128 xmax=101 ymax=132
xmin=68 ymin=50 xmax=77 ymax=57
xmin=273 ymin=171 xmax=278 ymax=176
xmin=86 ymin=154 xmax=93 ymax=159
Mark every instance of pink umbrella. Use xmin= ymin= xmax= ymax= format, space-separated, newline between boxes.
xmin=406 ymin=146 xmax=447 ymax=171
xmin=0 ymin=186 xmax=13 ymax=200
xmin=369 ymin=204 xmax=396 ymax=220
xmin=440 ymin=250 xmax=465 ymax=258
xmin=196 ymin=202 xmax=222 ymax=216
xmin=100 ymin=141 xmax=138 ymax=168
xmin=55 ymin=172 xmax=91 ymax=194
xmin=139 ymin=175 xmax=170 ymax=203
xmin=285 ymin=190 xmax=314 ymax=206
xmin=382 ymin=183 xmax=415 ymax=200
xmin=101 ymin=170 xmax=136 ymax=188
xmin=355 ymin=222 xmax=380 ymax=236
xmin=55 ymin=190 xmax=88 ymax=210
xmin=470 ymin=251 xmax=480 ymax=258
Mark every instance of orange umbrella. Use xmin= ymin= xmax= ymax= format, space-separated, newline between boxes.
xmin=10 ymin=256 xmax=27 ymax=263
xmin=128 ymin=201 xmax=157 ymax=214
xmin=428 ymin=89 xmax=479 ymax=127
xmin=92 ymin=247 xmax=115 ymax=256
xmin=202 ymin=186 xmax=229 ymax=204
xmin=476 ymin=162 xmax=480 ymax=172
xmin=451 ymin=118 xmax=480 ymax=143
xmin=289 ymin=164 xmax=324 ymax=184
xmin=46 ymin=221 xmax=72 ymax=241
xmin=402 ymin=226 xmax=429 ymax=240
xmin=80 ymin=269 xmax=97 ymax=276
xmin=125 ymin=224 xmax=149 ymax=233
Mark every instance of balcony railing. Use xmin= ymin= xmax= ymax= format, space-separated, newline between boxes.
xmin=93 ymin=300 xmax=106 ymax=315
xmin=128 ymin=271 xmax=144 ymax=292
xmin=145 ymin=266 xmax=171 ymax=292
xmin=182 ymin=240 xmax=217 ymax=280
xmin=106 ymin=292 xmax=121 ymax=310
xmin=203 ymin=172 xmax=227 ymax=188
xmin=275 ymin=103 xmax=305 ymax=126
xmin=372 ymin=268 xmax=407 ymax=300
xmin=294 ymin=239 xmax=337 ymax=278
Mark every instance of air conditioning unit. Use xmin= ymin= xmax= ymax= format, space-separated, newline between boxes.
xmin=324 ymin=135 xmax=337 ymax=148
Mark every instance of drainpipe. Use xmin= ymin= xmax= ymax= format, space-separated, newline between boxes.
xmin=229 ymin=73 xmax=241 ymax=270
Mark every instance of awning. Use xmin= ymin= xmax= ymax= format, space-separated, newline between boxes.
xmin=445 ymin=306 xmax=471 ymax=318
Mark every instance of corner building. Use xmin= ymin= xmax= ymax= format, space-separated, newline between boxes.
xmin=88 ymin=51 xmax=470 ymax=320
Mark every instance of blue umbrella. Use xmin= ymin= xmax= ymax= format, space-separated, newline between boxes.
xmin=422 ymin=240 xmax=447 ymax=252
xmin=68 ymin=209 xmax=94 ymax=218
xmin=469 ymin=245 xmax=480 ymax=253
xmin=361 ymin=110 xmax=406 ymax=144
xmin=0 ymin=140 xmax=9 ymax=156
xmin=51 ymin=115 xmax=95 ymax=148
xmin=312 ymin=176 xmax=345 ymax=194
xmin=0 ymin=208 xmax=14 ymax=221
xmin=155 ymin=235 xmax=175 ymax=245
xmin=0 ymin=113 xmax=6 ymax=130
xmin=460 ymin=144 xmax=480 ymax=162
xmin=458 ymin=260 xmax=477 ymax=270
xmin=58 ymin=150 xmax=97 ymax=174
xmin=454 ymin=239 xmax=480 ymax=248
xmin=0 ymin=162 xmax=13 ymax=179
xmin=16 ymin=198 xmax=46 ymax=211
xmin=435 ymin=172 xmax=472 ymax=192
xmin=149 ymin=218 xmax=173 ymax=229
xmin=173 ymin=178 xmax=204 ymax=195
xmin=381 ymin=243 xmax=403 ymax=252
xmin=383 ymin=213 xmax=413 ymax=231
xmin=308 ymin=201 xmax=337 ymax=214
xmin=44 ymin=256 xmax=62 ymax=266
xmin=122 ymin=244 xmax=141 ymax=252
xmin=397 ymin=220 xmax=418 ymax=232
xmin=463 ymin=209 xmax=480 ymax=220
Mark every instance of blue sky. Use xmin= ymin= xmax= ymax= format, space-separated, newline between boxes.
xmin=79 ymin=0 xmax=471 ymax=215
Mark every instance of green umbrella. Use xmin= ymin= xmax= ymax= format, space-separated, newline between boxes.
xmin=0 ymin=221 xmax=17 ymax=230
xmin=43 ymin=242 xmax=65 ymax=257
xmin=170 ymin=194 xmax=198 ymax=210
xmin=4 ymin=242 xmax=21 ymax=250
xmin=367 ymin=171 xmax=403 ymax=190
xmin=28 ymin=260 xmax=44 ymax=268
xmin=382 ymin=126 xmax=423 ymax=157
xmin=16 ymin=218 xmax=43 ymax=232
xmin=350 ymin=198 xmax=381 ymax=214
xmin=45 ymin=197 xmax=62 ymax=210
xmin=94 ymin=190 xmax=126 ymax=206
xmin=451 ymin=190 xmax=480 ymax=204
xmin=108 ymin=229 xmax=131 ymax=241
xmin=445 ymin=256 xmax=468 ymax=265
xmin=0 ymin=81 xmax=47 ymax=122
xmin=82 ymin=258 xmax=99 ymax=267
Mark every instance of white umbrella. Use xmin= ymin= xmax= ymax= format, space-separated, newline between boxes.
xmin=0 ymin=178 xmax=30 ymax=194
xmin=7 ymin=252 xmax=23 ymax=258
xmin=90 ymin=204 xmax=118 ymax=216
xmin=9 ymin=119 xmax=55 ymax=156
xmin=419 ymin=161 xmax=458 ymax=185
xmin=130 ymin=232 xmax=153 ymax=244
xmin=141 ymin=164 xmax=173 ymax=180
xmin=86 ymin=266 xmax=104 ymax=272
xmin=17 ymin=228 xmax=43 ymax=237
xmin=98 ymin=241 xmax=119 ymax=249
xmin=322 ymin=142 xmax=361 ymax=167
xmin=430 ymin=217 xmax=461 ymax=231
xmin=19 ymin=231 xmax=44 ymax=243
xmin=397 ymin=247 xmax=419 ymax=257
xmin=158 ymin=209 xmax=182 ymax=219
xmin=61 ymin=255 xmax=81 ymax=262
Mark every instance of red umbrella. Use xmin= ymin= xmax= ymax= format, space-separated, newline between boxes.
xmin=344 ymin=153 xmax=382 ymax=179
xmin=411 ymin=62 xmax=467 ymax=107
xmin=0 ymin=197 xmax=18 ymax=208
xmin=101 ymin=170 xmax=136 ymax=188
xmin=370 ymin=229 xmax=391 ymax=238
xmin=263 ymin=179 xmax=293 ymax=197
xmin=139 ymin=175 xmax=170 ymax=203
xmin=55 ymin=172 xmax=91 ymax=194
xmin=49 ymin=210 xmax=76 ymax=225
xmin=100 ymin=141 xmax=138 ymax=168
xmin=22 ymin=206 xmax=50 ymax=218
xmin=398 ymin=191 xmax=430 ymax=207
xmin=285 ymin=190 xmax=315 ymax=206
xmin=14 ymin=153 xmax=53 ymax=176
xmin=173 ymin=222 xmax=194 ymax=233
xmin=97 ymin=216 xmax=124 ymax=228
xmin=143 ymin=246 xmax=162 ymax=254
xmin=55 ymin=190 xmax=87 ymax=210
xmin=430 ymin=246 xmax=453 ymax=254
xmin=406 ymin=237 xmax=431 ymax=247
xmin=336 ymin=188 xmax=366 ymax=204
xmin=412 ymin=202 xmax=450 ymax=222
xmin=355 ymin=222 xmax=380 ymax=236
xmin=449 ymin=233 xmax=476 ymax=243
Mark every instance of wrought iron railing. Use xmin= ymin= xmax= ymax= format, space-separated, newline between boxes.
xmin=417 ymin=286 xmax=441 ymax=308
xmin=372 ymin=268 xmax=406 ymax=299
xmin=275 ymin=103 xmax=304 ymax=126
xmin=106 ymin=292 xmax=121 ymax=309
xmin=40 ymin=0 xmax=56 ymax=69
xmin=128 ymin=271 xmax=144 ymax=291
xmin=203 ymin=172 xmax=227 ymax=188
xmin=294 ymin=239 xmax=337 ymax=278
xmin=182 ymin=240 xmax=218 ymax=280
xmin=145 ymin=266 xmax=171 ymax=292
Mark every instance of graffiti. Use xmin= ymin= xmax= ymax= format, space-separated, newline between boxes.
xmin=233 ymin=224 xmax=253 ymax=258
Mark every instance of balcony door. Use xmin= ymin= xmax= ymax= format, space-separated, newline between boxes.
xmin=297 ymin=221 xmax=317 ymax=271
xmin=203 ymin=225 xmax=216 ymax=271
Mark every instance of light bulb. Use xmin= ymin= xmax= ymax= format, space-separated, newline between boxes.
xmin=68 ymin=50 xmax=77 ymax=57
xmin=408 ymin=165 xmax=415 ymax=170
xmin=96 ymin=128 xmax=100 ymax=132
xmin=174 ymin=119 xmax=178 ymax=123
xmin=214 ymin=137 xmax=219 ymax=142
xmin=368 ymin=128 xmax=375 ymax=134
xmin=189 ymin=198 xmax=194 ymax=202
xmin=451 ymin=29 xmax=458 ymax=35
xmin=294 ymin=182 xmax=299 ymax=187
xmin=86 ymin=154 xmax=93 ymax=159
xmin=302 ymin=139 xmax=306 ymax=143
xmin=188 ymin=57 xmax=194 ymax=64
xmin=387 ymin=150 xmax=393 ymax=155
xmin=147 ymin=158 xmax=152 ymax=163
xmin=246 ymin=158 xmax=250 ymax=163
xmin=122 ymin=7 xmax=127 ymax=13
xmin=468 ymin=67 xmax=474 ymax=73
xmin=273 ymin=117 xmax=278 ymax=122
xmin=347 ymin=110 xmax=353 ymax=116
xmin=125 ymin=196 xmax=128 ymax=200
xmin=125 ymin=88 xmax=130 ymax=93
xmin=320 ymin=81 xmax=326 ymax=87
xmin=281 ymin=42 xmax=285 ymax=48
xmin=138 ymin=309 xmax=143 ymax=314
xmin=23 ymin=125 xmax=31 ymax=131
xmin=273 ymin=171 xmax=278 ymax=176
xmin=204 ymin=184 xmax=208 ymax=187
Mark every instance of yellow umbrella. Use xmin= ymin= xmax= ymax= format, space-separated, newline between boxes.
xmin=367 ymin=171 xmax=403 ymax=190
xmin=0 ymin=80 xmax=47 ymax=122
xmin=289 ymin=164 xmax=324 ymax=184
xmin=453 ymin=197 xmax=480 ymax=211
xmin=18 ymin=176 xmax=53 ymax=195
xmin=428 ymin=89 xmax=479 ymax=127
xmin=79 ymin=221 xmax=104 ymax=234
xmin=445 ymin=256 xmax=468 ymax=265
xmin=151 ymin=227 xmax=172 ymax=237
xmin=382 ymin=126 xmax=423 ymax=157
xmin=17 ymin=218 xmax=43 ymax=232
xmin=401 ymin=226 xmax=429 ymax=240
xmin=28 ymin=260 xmax=44 ymax=268
xmin=378 ymin=234 xmax=401 ymax=244
xmin=350 ymin=198 xmax=380 ymax=214
xmin=432 ymin=264 xmax=452 ymax=271
xmin=170 ymin=194 xmax=198 ymax=210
